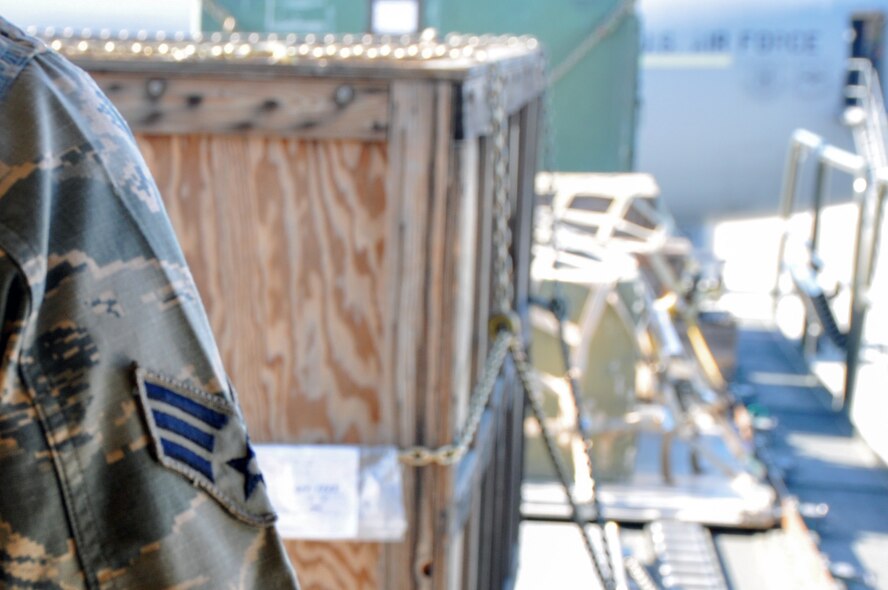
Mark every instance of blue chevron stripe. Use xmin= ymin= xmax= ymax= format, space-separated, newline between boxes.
xmin=144 ymin=382 xmax=229 ymax=430
xmin=152 ymin=410 xmax=215 ymax=452
xmin=161 ymin=439 xmax=214 ymax=482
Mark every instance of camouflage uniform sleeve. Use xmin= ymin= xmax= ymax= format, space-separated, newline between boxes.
xmin=0 ymin=19 xmax=299 ymax=590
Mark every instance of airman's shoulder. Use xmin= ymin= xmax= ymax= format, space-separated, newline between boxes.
xmin=0 ymin=17 xmax=48 ymax=98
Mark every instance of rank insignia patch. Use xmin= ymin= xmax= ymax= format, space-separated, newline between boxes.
xmin=134 ymin=367 xmax=277 ymax=526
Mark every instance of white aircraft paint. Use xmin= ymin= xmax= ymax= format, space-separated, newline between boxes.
xmin=637 ymin=0 xmax=887 ymax=227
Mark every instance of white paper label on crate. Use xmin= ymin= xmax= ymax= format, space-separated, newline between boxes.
xmin=255 ymin=444 xmax=360 ymax=540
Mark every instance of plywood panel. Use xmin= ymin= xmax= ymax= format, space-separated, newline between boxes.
xmin=128 ymin=64 xmax=538 ymax=589
xmin=283 ymin=541 xmax=380 ymax=590
xmin=138 ymin=134 xmax=390 ymax=587
xmin=138 ymin=134 xmax=394 ymax=445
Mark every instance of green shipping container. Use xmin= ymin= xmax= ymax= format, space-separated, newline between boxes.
xmin=425 ymin=0 xmax=639 ymax=172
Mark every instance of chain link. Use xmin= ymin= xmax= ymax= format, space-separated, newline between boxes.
xmin=399 ymin=325 xmax=617 ymax=589
xmin=540 ymin=50 xmax=558 ymax=193
xmin=538 ymin=50 xmax=618 ymax=589
xmin=399 ymin=65 xmax=514 ymax=468
xmin=398 ymin=60 xmax=621 ymax=590
xmin=400 ymin=65 xmax=519 ymax=467
xmin=489 ymin=66 xmax=515 ymax=314
xmin=399 ymin=64 xmax=515 ymax=467
xmin=548 ymin=0 xmax=636 ymax=87
xmin=399 ymin=331 xmax=512 ymax=467
xmin=553 ymin=303 xmax=613 ymax=575
xmin=510 ymin=338 xmax=616 ymax=590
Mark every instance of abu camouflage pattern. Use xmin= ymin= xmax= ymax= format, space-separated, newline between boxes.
xmin=0 ymin=17 xmax=299 ymax=589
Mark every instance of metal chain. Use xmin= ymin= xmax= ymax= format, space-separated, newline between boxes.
xmin=493 ymin=57 xmax=614 ymax=589
xmin=540 ymin=51 xmax=558 ymax=184
xmin=538 ymin=53 xmax=562 ymax=249
xmin=548 ymin=0 xmax=636 ymax=87
xmin=399 ymin=331 xmax=512 ymax=467
xmin=538 ymin=49 xmax=619 ymax=589
xmin=399 ymin=65 xmax=513 ymax=468
xmin=202 ymin=0 xmax=238 ymax=32
xmin=398 ymin=61 xmax=620 ymax=590
xmin=401 ymin=65 xmax=516 ymax=467
xmin=511 ymin=339 xmax=615 ymax=590
xmin=400 ymin=327 xmax=618 ymax=589
xmin=489 ymin=66 xmax=515 ymax=314
xmin=399 ymin=64 xmax=516 ymax=468
xmin=554 ymin=308 xmax=606 ymax=525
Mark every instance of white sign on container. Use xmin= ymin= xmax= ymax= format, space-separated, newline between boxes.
xmin=255 ymin=444 xmax=407 ymax=542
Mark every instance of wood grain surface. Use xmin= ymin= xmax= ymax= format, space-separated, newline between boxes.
xmin=138 ymin=133 xmax=390 ymax=586
xmin=98 ymin=74 xmax=389 ymax=140
xmin=138 ymin=134 xmax=392 ymax=445
xmin=282 ymin=540 xmax=381 ymax=590
xmin=130 ymin=73 xmax=536 ymax=589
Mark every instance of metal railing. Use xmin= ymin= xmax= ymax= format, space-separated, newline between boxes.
xmin=775 ymin=59 xmax=888 ymax=410
xmin=842 ymin=59 xmax=888 ymax=405
xmin=845 ymin=58 xmax=888 ymax=169
xmin=775 ymin=130 xmax=868 ymax=271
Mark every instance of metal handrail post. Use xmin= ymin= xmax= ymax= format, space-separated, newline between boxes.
xmin=774 ymin=130 xmax=823 ymax=313
xmin=846 ymin=58 xmax=888 ymax=169
xmin=774 ymin=128 xmax=868 ymax=370
xmin=810 ymin=158 xmax=831 ymax=255
xmin=841 ymin=57 xmax=888 ymax=410
xmin=845 ymin=170 xmax=888 ymax=411
xmin=801 ymin=147 xmax=830 ymax=354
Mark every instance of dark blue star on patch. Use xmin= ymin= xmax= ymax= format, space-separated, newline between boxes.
xmin=227 ymin=440 xmax=264 ymax=499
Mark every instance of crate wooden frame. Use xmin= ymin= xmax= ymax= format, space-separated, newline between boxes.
xmin=71 ymin=39 xmax=545 ymax=590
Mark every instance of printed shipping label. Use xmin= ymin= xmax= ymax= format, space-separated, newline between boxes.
xmin=255 ymin=444 xmax=360 ymax=539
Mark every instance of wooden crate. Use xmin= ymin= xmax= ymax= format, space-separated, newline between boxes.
xmin=66 ymin=34 xmax=544 ymax=590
